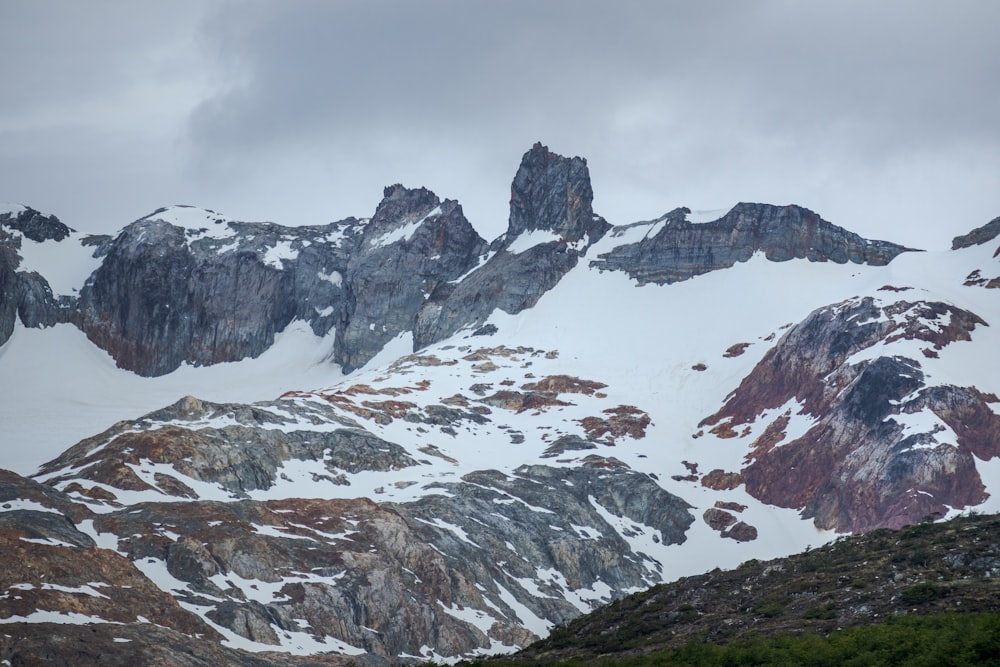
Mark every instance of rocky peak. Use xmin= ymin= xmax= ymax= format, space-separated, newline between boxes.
xmin=0 ymin=205 xmax=73 ymax=242
xmin=506 ymin=142 xmax=610 ymax=245
xmin=335 ymin=185 xmax=487 ymax=371
xmin=722 ymin=203 xmax=914 ymax=264
xmin=412 ymin=146 xmax=615 ymax=349
xmin=364 ymin=184 xmax=442 ymax=240
xmin=591 ymin=203 xmax=915 ymax=285
xmin=952 ymin=215 xmax=1000 ymax=250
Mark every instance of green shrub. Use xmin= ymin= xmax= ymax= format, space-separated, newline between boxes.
xmin=900 ymin=582 xmax=945 ymax=605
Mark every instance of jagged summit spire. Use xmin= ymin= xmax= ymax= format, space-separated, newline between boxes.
xmin=507 ymin=142 xmax=609 ymax=244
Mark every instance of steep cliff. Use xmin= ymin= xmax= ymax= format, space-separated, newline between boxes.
xmin=76 ymin=208 xmax=361 ymax=376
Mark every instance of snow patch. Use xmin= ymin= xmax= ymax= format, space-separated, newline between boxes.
xmin=15 ymin=232 xmax=102 ymax=296
xmin=317 ymin=269 xmax=343 ymax=286
xmin=140 ymin=205 xmax=236 ymax=239
xmin=505 ymin=229 xmax=562 ymax=255
xmin=262 ymin=239 xmax=297 ymax=269
xmin=370 ymin=206 xmax=441 ymax=248
xmin=687 ymin=207 xmax=732 ymax=223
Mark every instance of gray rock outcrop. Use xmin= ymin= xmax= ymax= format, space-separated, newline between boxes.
xmin=952 ymin=215 xmax=1000 ymax=250
xmin=334 ymin=185 xmax=488 ymax=371
xmin=76 ymin=214 xmax=363 ymax=376
xmin=0 ymin=206 xmax=72 ymax=242
xmin=0 ymin=207 xmax=75 ymax=346
xmin=414 ymin=143 xmax=610 ymax=346
xmin=591 ymin=203 xmax=915 ymax=284
xmin=70 ymin=190 xmax=487 ymax=376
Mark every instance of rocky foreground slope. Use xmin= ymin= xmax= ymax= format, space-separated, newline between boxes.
xmin=1 ymin=144 xmax=999 ymax=663
xmin=473 ymin=512 xmax=1000 ymax=665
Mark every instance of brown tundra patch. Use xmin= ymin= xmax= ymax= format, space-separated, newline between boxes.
xmin=578 ymin=405 xmax=651 ymax=443
xmin=479 ymin=391 xmax=572 ymax=413
xmin=709 ymin=420 xmax=739 ymax=439
xmin=715 ymin=500 xmax=748 ymax=512
xmin=360 ymin=400 xmax=418 ymax=419
xmin=723 ymin=342 xmax=752 ymax=358
xmin=520 ymin=375 xmax=608 ymax=396
xmin=700 ymin=469 xmax=744 ymax=490
xmin=703 ymin=507 xmax=737 ymax=531
xmin=722 ymin=521 xmax=758 ymax=542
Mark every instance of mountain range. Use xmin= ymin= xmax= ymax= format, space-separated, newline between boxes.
xmin=1 ymin=142 xmax=998 ymax=664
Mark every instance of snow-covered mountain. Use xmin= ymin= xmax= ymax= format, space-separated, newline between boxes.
xmin=1 ymin=144 xmax=998 ymax=664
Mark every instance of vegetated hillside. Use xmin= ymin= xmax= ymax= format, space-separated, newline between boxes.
xmin=470 ymin=512 xmax=1000 ymax=665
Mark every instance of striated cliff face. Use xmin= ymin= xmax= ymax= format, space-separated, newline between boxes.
xmin=76 ymin=211 xmax=362 ymax=376
xmin=952 ymin=214 xmax=1000 ymax=250
xmin=506 ymin=142 xmax=610 ymax=244
xmin=591 ymin=203 xmax=914 ymax=285
xmin=699 ymin=294 xmax=1000 ymax=533
xmin=335 ymin=186 xmax=488 ymax=371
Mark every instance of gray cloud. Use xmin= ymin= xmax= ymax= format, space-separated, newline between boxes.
xmin=1 ymin=1 xmax=998 ymax=248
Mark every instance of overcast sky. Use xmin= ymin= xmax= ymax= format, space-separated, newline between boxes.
xmin=1 ymin=1 xmax=998 ymax=249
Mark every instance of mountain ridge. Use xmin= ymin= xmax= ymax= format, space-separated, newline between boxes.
xmin=3 ymin=143 xmax=918 ymax=377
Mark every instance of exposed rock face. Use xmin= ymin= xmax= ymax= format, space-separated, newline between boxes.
xmin=506 ymin=142 xmax=610 ymax=243
xmin=59 ymin=190 xmax=486 ymax=376
xmin=0 ymin=205 xmax=73 ymax=242
xmin=23 ymin=345 xmax=695 ymax=660
xmin=591 ymin=204 xmax=914 ymax=285
xmin=37 ymin=395 xmax=419 ymax=499
xmin=952 ymin=215 xmax=1000 ymax=249
xmin=700 ymin=295 xmax=1000 ymax=533
xmin=0 ymin=479 xmax=366 ymax=665
xmin=66 ymin=459 xmax=690 ymax=659
xmin=414 ymin=143 xmax=610 ymax=346
xmin=335 ymin=186 xmax=487 ymax=371
xmin=76 ymin=213 xmax=363 ymax=376
xmin=0 ymin=476 xmax=221 ymax=647
xmin=0 ymin=207 xmax=75 ymax=346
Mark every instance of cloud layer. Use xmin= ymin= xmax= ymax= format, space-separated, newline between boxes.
xmin=2 ymin=1 xmax=998 ymax=248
